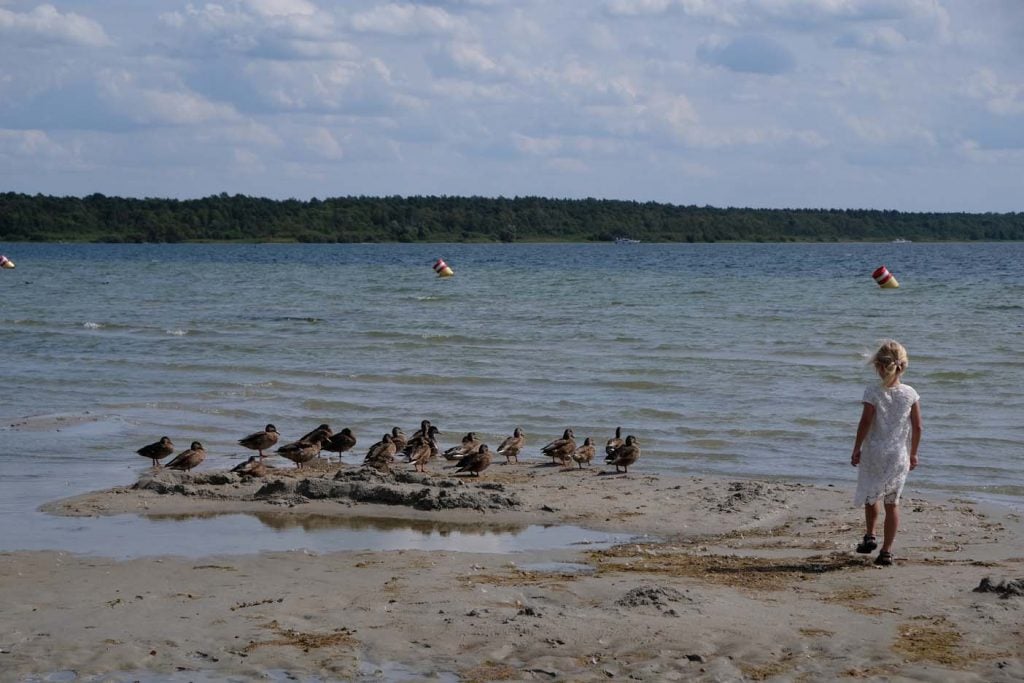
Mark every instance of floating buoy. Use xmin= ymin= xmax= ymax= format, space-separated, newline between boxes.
xmin=872 ymin=265 xmax=899 ymax=289
xmin=0 ymin=255 xmax=14 ymax=269
xmin=433 ymin=258 xmax=454 ymax=278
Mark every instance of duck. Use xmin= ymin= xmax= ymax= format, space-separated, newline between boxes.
xmin=455 ymin=444 xmax=491 ymax=477
xmin=409 ymin=420 xmax=441 ymax=458
xmin=277 ymin=427 xmax=331 ymax=469
xmin=364 ymin=433 xmax=397 ymax=468
xmin=444 ymin=432 xmax=481 ymax=461
xmin=387 ymin=426 xmax=407 ymax=453
xmin=231 ymin=455 xmax=271 ymax=477
xmin=137 ymin=436 xmax=174 ymax=468
xmin=407 ymin=437 xmax=433 ymax=473
xmin=402 ymin=424 xmax=441 ymax=462
xmin=607 ymin=435 xmax=641 ymax=473
xmin=571 ymin=437 xmax=595 ymax=469
xmin=541 ymin=428 xmax=575 ymax=465
xmin=166 ymin=441 xmax=206 ymax=472
xmin=496 ymin=427 xmax=525 ymax=464
xmin=238 ymin=424 xmax=279 ymax=460
xmin=322 ymin=427 xmax=357 ymax=456
xmin=605 ymin=426 xmax=624 ymax=461
xmin=299 ymin=423 xmax=333 ymax=442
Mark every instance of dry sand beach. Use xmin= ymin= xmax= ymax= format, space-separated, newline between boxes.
xmin=3 ymin=460 xmax=1023 ymax=682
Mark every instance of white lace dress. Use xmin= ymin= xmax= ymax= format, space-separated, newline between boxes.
xmin=854 ymin=382 xmax=920 ymax=506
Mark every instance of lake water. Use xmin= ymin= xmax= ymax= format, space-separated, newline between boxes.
xmin=1 ymin=242 xmax=1022 ymax=555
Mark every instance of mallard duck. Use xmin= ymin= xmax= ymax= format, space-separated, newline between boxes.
xmin=166 ymin=441 xmax=206 ymax=472
xmin=387 ymin=427 xmax=407 ymax=452
xmin=541 ymin=428 xmax=575 ymax=465
xmin=322 ymin=427 xmax=357 ymax=455
xmin=402 ymin=425 xmax=441 ymax=461
xmin=409 ymin=419 xmax=433 ymax=441
xmin=238 ymin=424 xmax=279 ymax=459
xmin=444 ymin=432 xmax=481 ymax=461
xmin=607 ymin=435 xmax=640 ymax=473
xmin=277 ymin=427 xmax=331 ymax=468
xmin=364 ymin=433 xmax=397 ymax=466
xmin=605 ymin=426 xmax=624 ymax=461
xmin=299 ymin=423 xmax=333 ymax=442
xmin=137 ymin=436 xmax=174 ymax=468
xmin=455 ymin=444 xmax=491 ymax=477
xmin=572 ymin=437 xmax=595 ymax=469
xmin=231 ymin=455 xmax=271 ymax=477
xmin=496 ymin=427 xmax=525 ymax=464
xmin=407 ymin=437 xmax=432 ymax=473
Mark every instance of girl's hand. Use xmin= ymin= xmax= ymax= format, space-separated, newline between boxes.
xmin=851 ymin=448 xmax=861 ymax=467
xmin=909 ymin=453 xmax=918 ymax=470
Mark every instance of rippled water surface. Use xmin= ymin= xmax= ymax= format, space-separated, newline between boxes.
xmin=1 ymin=242 xmax=1022 ymax=554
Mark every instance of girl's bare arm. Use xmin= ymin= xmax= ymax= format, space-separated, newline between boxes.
xmin=909 ymin=401 xmax=922 ymax=470
xmin=851 ymin=402 xmax=875 ymax=466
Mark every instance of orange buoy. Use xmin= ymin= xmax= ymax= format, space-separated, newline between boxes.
xmin=872 ymin=265 xmax=899 ymax=289
xmin=433 ymin=258 xmax=454 ymax=277
xmin=0 ymin=255 xmax=14 ymax=269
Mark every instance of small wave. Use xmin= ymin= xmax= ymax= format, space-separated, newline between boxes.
xmin=925 ymin=370 xmax=987 ymax=381
xmin=165 ymin=328 xmax=188 ymax=336
xmin=83 ymin=321 xmax=103 ymax=329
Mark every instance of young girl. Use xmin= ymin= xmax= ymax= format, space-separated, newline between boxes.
xmin=851 ymin=340 xmax=922 ymax=566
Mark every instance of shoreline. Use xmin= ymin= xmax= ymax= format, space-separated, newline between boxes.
xmin=3 ymin=463 xmax=1022 ymax=681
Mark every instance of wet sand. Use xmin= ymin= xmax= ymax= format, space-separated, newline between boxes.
xmin=2 ymin=460 xmax=1023 ymax=682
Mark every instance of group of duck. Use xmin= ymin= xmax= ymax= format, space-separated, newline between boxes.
xmin=135 ymin=421 xmax=641 ymax=478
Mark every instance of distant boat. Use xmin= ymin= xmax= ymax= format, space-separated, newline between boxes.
xmin=892 ymin=238 xmax=912 ymax=243
xmin=614 ymin=237 xmax=641 ymax=245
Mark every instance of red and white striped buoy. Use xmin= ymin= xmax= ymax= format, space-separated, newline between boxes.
xmin=871 ymin=265 xmax=899 ymax=289
xmin=433 ymin=258 xmax=454 ymax=277
xmin=0 ymin=254 xmax=14 ymax=270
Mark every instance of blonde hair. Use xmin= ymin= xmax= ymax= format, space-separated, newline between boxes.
xmin=872 ymin=339 xmax=909 ymax=387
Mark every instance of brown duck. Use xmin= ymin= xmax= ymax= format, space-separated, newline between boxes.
xmin=231 ymin=455 xmax=271 ymax=477
xmin=444 ymin=432 xmax=481 ymax=461
xmin=238 ymin=424 xmax=279 ymax=459
xmin=407 ymin=437 xmax=433 ymax=473
xmin=364 ymin=433 xmax=397 ymax=468
xmin=277 ymin=427 xmax=331 ymax=469
xmin=496 ymin=427 xmax=525 ymax=464
xmin=387 ymin=426 xmax=407 ymax=452
xmin=541 ymin=428 xmax=575 ymax=465
xmin=402 ymin=425 xmax=441 ymax=462
xmin=299 ymin=423 xmax=333 ymax=442
xmin=455 ymin=444 xmax=491 ymax=477
xmin=137 ymin=436 xmax=174 ymax=468
xmin=605 ymin=426 xmax=624 ymax=461
xmin=607 ymin=435 xmax=640 ymax=473
xmin=166 ymin=441 xmax=206 ymax=472
xmin=571 ymin=437 xmax=595 ymax=469
xmin=322 ymin=427 xmax=357 ymax=456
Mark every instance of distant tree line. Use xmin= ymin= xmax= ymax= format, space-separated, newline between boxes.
xmin=0 ymin=192 xmax=1021 ymax=243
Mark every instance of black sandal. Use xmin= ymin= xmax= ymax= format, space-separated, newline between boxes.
xmin=856 ymin=535 xmax=877 ymax=554
xmin=874 ymin=551 xmax=893 ymax=566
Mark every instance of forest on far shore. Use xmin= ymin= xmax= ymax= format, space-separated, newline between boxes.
xmin=1 ymin=192 xmax=1021 ymax=243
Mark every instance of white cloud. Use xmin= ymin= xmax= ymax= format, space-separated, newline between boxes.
xmin=98 ymin=70 xmax=239 ymax=126
xmin=0 ymin=4 xmax=110 ymax=47
xmin=349 ymin=3 xmax=471 ymax=36
xmin=244 ymin=0 xmax=318 ymax=17
xmin=965 ymin=68 xmax=1024 ymax=116
xmin=835 ymin=25 xmax=909 ymax=52
xmin=305 ymin=127 xmax=345 ymax=159
xmin=0 ymin=128 xmax=67 ymax=158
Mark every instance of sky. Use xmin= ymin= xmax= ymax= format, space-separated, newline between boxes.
xmin=1 ymin=0 xmax=1022 ymax=211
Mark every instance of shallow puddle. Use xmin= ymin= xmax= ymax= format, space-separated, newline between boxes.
xmin=8 ymin=510 xmax=627 ymax=559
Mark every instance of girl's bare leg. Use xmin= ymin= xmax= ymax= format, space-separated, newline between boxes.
xmin=864 ymin=501 xmax=881 ymax=537
xmin=881 ymin=503 xmax=899 ymax=553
